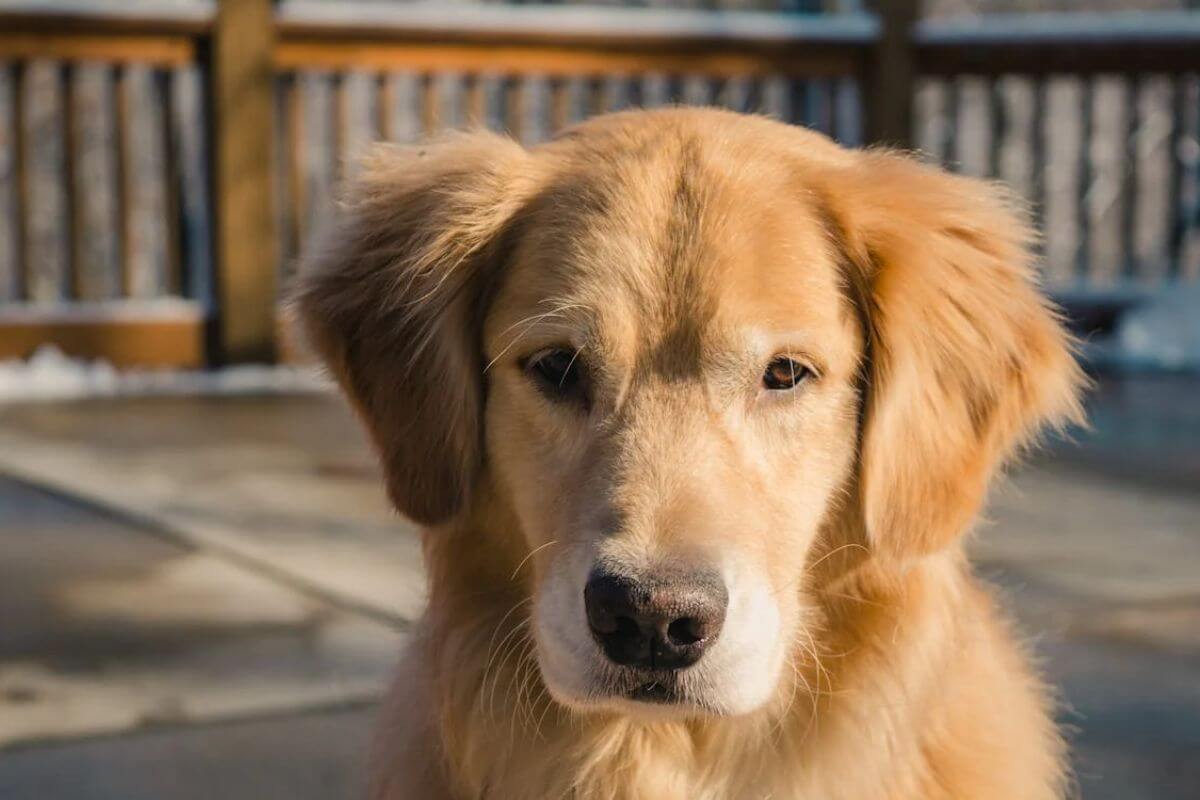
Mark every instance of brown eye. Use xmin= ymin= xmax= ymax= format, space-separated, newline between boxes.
xmin=525 ymin=348 xmax=588 ymax=403
xmin=762 ymin=357 xmax=812 ymax=391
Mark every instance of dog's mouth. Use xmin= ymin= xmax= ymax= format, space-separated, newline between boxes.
xmin=604 ymin=670 xmax=717 ymax=713
xmin=628 ymin=679 xmax=681 ymax=704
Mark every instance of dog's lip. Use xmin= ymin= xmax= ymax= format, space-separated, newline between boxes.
xmin=627 ymin=680 xmax=681 ymax=704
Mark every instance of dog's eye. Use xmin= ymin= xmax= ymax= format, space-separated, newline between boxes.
xmin=525 ymin=348 xmax=587 ymax=402
xmin=762 ymin=357 xmax=812 ymax=391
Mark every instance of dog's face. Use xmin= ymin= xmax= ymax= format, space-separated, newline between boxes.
xmin=482 ymin=142 xmax=863 ymax=715
xmin=298 ymin=109 xmax=1083 ymax=720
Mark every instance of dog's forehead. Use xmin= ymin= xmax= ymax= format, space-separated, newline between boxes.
xmin=491 ymin=127 xmax=850 ymax=364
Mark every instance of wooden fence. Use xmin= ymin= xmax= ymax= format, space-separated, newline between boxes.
xmin=0 ymin=1 xmax=1197 ymax=366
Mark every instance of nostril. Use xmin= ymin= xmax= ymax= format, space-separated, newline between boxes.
xmin=585 ymin=573 xmax=639 ymax=637
xmin=666 ymin=617 xmax=705 ymax=646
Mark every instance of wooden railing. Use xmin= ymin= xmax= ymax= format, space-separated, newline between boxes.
xmin=272 ymin=3 xmax=878 ymax=282
xmin=913 ymin=12 xmax=1200 ymax=314
xmin=0 ymin=1 xmax=1197 ymax=367
xmin=0 ymin=2 xmax=211 ymax=366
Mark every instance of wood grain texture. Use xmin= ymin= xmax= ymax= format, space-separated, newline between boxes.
xmin=211 ymin=0 xmax=277 ymax=363
xmin=0 ymin=304 xmax=205 ymax=367
xmin=274 ymin=41 xmax=860 ymax=80
xmin=0 ymin=34 xmax=194 ymax=66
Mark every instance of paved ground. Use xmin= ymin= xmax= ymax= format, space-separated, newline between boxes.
xmin=0 ymin=377 xmax=1197 ymax=799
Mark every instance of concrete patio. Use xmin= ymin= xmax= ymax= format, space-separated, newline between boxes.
xmin=0 ymin=377 xmax=1197 ymax=799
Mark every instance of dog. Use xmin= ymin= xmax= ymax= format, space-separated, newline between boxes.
xmin=296 ymin=107 xmax=1085 ymax=799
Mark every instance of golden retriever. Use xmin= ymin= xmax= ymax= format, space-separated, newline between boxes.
xmin=296 ymin=107 xmax=1085 ymax=800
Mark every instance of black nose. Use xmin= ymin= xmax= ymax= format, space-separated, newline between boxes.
xmin=584 ymin=568 xmax=727 ymax=670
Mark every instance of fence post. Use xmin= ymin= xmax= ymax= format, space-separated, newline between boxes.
xmin=209 ymin=0 xmax=276 ymax=363
xmin=866 ymin=0 xmax=917 ymax=149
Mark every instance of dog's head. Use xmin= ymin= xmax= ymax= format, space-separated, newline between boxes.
xmin=297 ymin=109 xmax=1083 ymax=719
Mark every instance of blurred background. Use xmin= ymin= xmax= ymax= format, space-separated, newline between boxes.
xmin=0 ymin=1 xmax=1197 ymax=798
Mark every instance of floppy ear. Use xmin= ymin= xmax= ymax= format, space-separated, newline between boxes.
xmin=822 ymin=151 xmax=1086 ymax=560
xmin=293 ymin=131 xmax=534 ymax=526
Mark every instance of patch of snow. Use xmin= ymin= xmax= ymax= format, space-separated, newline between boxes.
xmin=0 ymin=345 xmax=333 ymax=403
xmin=1113 ymin=285 xmax=1200 ymax=372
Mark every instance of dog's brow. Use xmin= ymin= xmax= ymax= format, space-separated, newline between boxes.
xmin=485 ymin=302 xmax=594 ymax=372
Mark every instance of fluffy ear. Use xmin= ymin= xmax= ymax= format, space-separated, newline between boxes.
xmin=822 ymin=151 xmax=1086 ymax=560
xmin=293 ymin=131 xmax=534 ymax=526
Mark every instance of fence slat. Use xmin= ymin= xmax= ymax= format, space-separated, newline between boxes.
xmin=122 ymin=65 xmax=169 ymax=299
xmin=339 ymin=71 xmax=374 ymax=180
xmin=810 ymin=79 xmax=836 ymax=136
xmin=60 ymin=62 xmax=80 ymax=299
xmin=330 ymin=71 xmax=346 ymax=185
xmin=112 ymin=63 xmax=131 ymax=296
xmin=1076 ymin=78 xmax=1094 ymax=281
xmin=26 ymin=59 xmax=66 ymax=303
xmin=419 ymin=72 xmax=438 ymax=135
xmin=1167 ymin=75 xmax=1187 ymax=279
xmin=0 ymin=66 xmax=17 ymax=301
xmin=174 ymin=64 xmax=211 ymax=304
xmin=157 ymin=67 xmax=182 ymax=296
xmin=1031 ymin=77 xmax=1048 ymax=245
xmin=521 ymin=75 xmax=550 ymax=143
xmin=941 ymin=79 xmax=959 ymax=169
xmin=70 ymin=64 xmax=119 ymax=302
xmin=298 ymin=72 xmax=333 ymax=256
xmin=1121 ymin=76 xmax=1140 ymax=279
xmin=389 ymin=72 xmax=423 ymax=143
xmin=502 ymin=74 xmax=523 ymax=141
xmin=586 ymin=75 xmax=607 ymax=117
xmin=10 ymin=62 xmax=28 ymax=300
xmin=375 ymin=71 xmax=393 ymax=140
xmin=762 ymin=75 xmax=787 ymax=121
xmin=548 ymin=75 xmax=569 ymax=134
xmin=988 ymin=76 xmax=1005 ymax=179
xmin=464 ymin=72 xmax=484 ymax=128
xmin=787 ymin=78 xmax=808 ymax=128
xmin=1191 ymin=75 xmax=1200 ymax=280
xmin=834 ymin=77 xmax=861 ymax=146
xmin=74 ymin=64 xmax=119 ymax=300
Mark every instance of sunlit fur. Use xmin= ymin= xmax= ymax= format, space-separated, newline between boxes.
xmin=296 ymin=108 xmax=1086 ymax=800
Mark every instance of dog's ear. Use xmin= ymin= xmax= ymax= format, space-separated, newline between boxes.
xmin=294 ymin=132 xmax=534 ymax=526
xmin=821 ymin=151 xmax=1086 ymax=560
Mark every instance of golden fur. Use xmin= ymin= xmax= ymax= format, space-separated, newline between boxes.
xmin=296 ymin=108 xmax=1086 ymax=800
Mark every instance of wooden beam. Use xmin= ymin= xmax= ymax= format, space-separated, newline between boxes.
xmin=0 ymin=34 xmax=194 ymax=66
xmin=915 ymin=42 xmax=1200 ymax=76
xmin=274 ymin=40 xmax=862 ymax=79
xmin=915 ymin=12 xmax=1200 ymax=75
xmin=0 ymin=302 xmax=205 ymax=368
xmin=866 ymin=0 xmax=917 ymax=148
xmin=0 ymin=3 xmax=212 ymax=37
xmin=275 ymin=3 xmax=878 ymax=51
xmin=210 ymin=0 xmax=277 ymax=363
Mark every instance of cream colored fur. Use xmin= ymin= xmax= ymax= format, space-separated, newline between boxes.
xmin=296 ymin=108 xmax=1085 ymax=800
